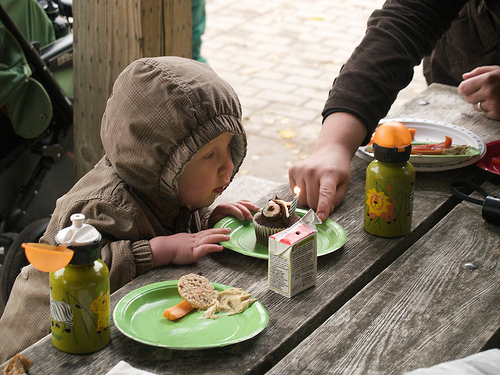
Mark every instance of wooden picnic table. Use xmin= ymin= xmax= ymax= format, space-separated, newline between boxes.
xmin=6 ymin=83 xmax=500 ymax=374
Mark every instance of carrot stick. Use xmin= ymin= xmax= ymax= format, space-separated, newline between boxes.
xmin=163 ymin=299 xmax=194 ymax=320
xmin=408 ymin=128 xmax=416 ymax=140
xmin=491 ymin=157 xmax=500 ymax=166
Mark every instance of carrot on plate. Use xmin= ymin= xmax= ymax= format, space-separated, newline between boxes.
xmin=408 ymin=128 xmax=416 ymax=140
xmin=163 ymin=299 xmax=194 ymax=320
xmin=491 ymin=157 xmax=500 ymax=166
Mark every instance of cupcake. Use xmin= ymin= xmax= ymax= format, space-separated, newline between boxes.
xmin=253 ymin=197 xmax=300 ymax=247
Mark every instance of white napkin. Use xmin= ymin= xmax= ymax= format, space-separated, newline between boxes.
xmin=405 ymin=349 xmax=500 ymax=375
xmin=106 ymin=361 xmax=158 ymax=375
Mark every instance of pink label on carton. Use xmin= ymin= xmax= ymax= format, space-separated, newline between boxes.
xmin=270 ymin=223 xmax=314 ymax=245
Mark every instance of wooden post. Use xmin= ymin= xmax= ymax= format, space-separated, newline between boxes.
xmin=73 ymin=0 xmax=192 ymax=180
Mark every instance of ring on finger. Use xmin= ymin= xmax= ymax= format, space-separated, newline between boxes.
xmin=478 ymin=101 xmax=484 ymax=112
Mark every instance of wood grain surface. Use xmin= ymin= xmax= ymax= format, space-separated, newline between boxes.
xmin=269 ymin=181 xmax=500 ymax=375
xmin=9 ymin=84 xmax=500 ymax=374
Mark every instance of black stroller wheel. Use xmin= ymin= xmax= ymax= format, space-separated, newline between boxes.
xmin=0 ymin=218 xmax=49 ymax=316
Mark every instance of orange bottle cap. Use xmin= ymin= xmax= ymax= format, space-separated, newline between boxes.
xmin=372 ymin=121 xmax=412 ymax=149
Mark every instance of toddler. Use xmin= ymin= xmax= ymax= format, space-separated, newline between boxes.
xmin=0 ymin=56 xmax=258 ymax=362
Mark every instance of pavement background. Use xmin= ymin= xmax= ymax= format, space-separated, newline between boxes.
xmin=202 ymin=0 xmax=428 ymax=184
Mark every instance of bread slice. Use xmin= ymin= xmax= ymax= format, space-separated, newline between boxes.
xmin=2 ymin=354 xmax=33 ymax=375
xmin=177 ymin=274 xmax=218 ymax=309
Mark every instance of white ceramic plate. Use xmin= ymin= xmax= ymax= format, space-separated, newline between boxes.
xmin=356 ymin=118 xmax=486 ymax=172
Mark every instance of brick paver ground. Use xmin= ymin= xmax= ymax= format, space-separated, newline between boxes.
xmin=202 ymin=0 xmax=428 ymax=183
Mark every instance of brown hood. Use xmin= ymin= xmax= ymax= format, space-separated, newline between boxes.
xmin=100 ymin=57 xmax=246 ymax=225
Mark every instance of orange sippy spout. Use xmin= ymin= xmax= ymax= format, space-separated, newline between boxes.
xmin=22 ymin=243 xmax=74 ymax=272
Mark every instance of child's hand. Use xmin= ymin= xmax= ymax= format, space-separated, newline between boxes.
xmin=150 ymin=228 xmax=231 ymax=267
xmin=206 ymin=200 xmax=260 ymax=228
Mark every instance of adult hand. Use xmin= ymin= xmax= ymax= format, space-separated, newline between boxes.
xmin=288 ymin=112 xmax=367 ymax=221
xmin=457 ymin=66 xmax=500 ymax=120
xmin=206 ymin=200 xmax=260 ymax=229
xmin=149 ymin=228 xmax=231 ymax=267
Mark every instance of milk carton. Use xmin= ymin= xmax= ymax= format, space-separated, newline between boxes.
xmin=268 ymin=210 xmax=320 ymax=298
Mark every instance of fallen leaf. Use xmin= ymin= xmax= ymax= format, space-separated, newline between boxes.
xmin=241 ymin=68 xmax=259 ymax=75
xmin=279 ymin=129 xmax=296 ymax=139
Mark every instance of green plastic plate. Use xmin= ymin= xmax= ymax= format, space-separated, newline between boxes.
xmin=214 ymin=208 xmax=347 ymax=259
xmin=113 ymin=281 xmax=269 ymax=349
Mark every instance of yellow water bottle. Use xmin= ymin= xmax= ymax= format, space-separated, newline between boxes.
xmin=49 ymin=213 xmax=110 ymax=353
xmin=364 ymin=122 xmax=415 ymax=237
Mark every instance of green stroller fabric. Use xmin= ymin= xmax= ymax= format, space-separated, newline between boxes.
xmin=0 ymin=27 xmax=52 ymax=139
xmin=0 ymin=0 xmax=56 ymax=139
xmin=1 ymin=0 xmax=55 ymax=47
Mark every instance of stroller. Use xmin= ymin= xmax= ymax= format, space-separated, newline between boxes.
xmin=0 ymin=0 xmax=74 ymax=313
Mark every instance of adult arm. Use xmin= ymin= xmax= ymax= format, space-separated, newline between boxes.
xmin=324 ymin=0 xmax=469 ymax=138
xmin=290 ymin=0 xmax=468 ymax=217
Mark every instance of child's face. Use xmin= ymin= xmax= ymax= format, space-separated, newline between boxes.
xmin=177 ymin=133 xmax=235 ymax=209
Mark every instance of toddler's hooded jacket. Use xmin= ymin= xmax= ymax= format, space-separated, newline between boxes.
xmin=0 ymin=56 xmax=247 ymax=362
